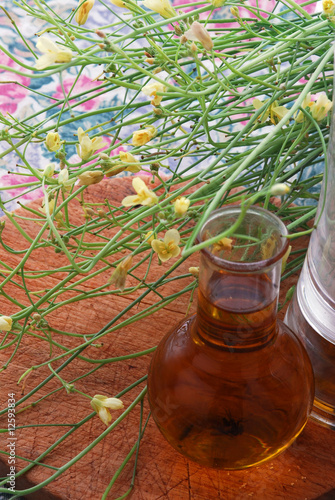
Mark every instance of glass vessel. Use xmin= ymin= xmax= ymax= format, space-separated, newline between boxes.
xmin=148 ymin=206 xmax=314 ymax=470
xmin=285 ymin=102 xmax=335 ymax=429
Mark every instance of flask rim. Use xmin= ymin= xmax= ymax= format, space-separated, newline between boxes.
xmin=197 ymin=205 xmax=289 ymax=272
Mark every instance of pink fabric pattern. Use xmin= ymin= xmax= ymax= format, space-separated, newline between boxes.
xmin=52 ymin=75 xmax=103 ymax=111
xmin=0 ymin=51 xmax=31 ymax=115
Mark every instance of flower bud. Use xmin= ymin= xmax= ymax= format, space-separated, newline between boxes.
xmin=189 ymin=266 xmax=199 ymax=277
xmin=75 ymin=0 xmax=95 ymax=26
xmin=230 ymin=6 xmax=239 ymax=17
xmin=43 ymin=163 xmax=56 ymax=178
xmin=108 ymin=255 xmax=133 ymax=291
xmin=184 ymin=21 xmax=213 ymax=51
xmin=270 ymin=183 xmax=290 ymax=196
xmin=175 ymin=25 xmax=183 ymax=36
xmin=58 ymin=168 xmax=69 ymax=185
xmin=173 ymin=196 xmax=190 ymax=217
xmin=99 ymin=153 xmax=110 ymax=160
xmin=77 ymin=170 xmax=104 ymax=186
xmin=0 ymin=316 xmax=12 ymax=332
xmin=95 ymin=29 xmax=106 ymax=38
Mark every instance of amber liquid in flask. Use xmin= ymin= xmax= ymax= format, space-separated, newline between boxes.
xmin=148 ymin=206 xmax=314 ymax=470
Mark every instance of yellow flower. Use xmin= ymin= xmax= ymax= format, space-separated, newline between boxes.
xmin=76 ymin=127 xmax=107 ymax=161
xmin=261 ymin=234 xmax=277 ymax=260
xmin=145 ymin=231 xmax=155 ymax=243
xmin=58 ymin=168 xmax=76 ymax=191
xmin=151 ymin=229 xmax=181 ymax=262
xmin=90 ymin=395 xmax=124 ymax=426
xmin=35 ymin=37 xmax=73 ymax=70
xmin=77 ymin=170 xmax=104 ymax=186
xmin=42 ymin=163 xmax=56 ymax=178
xmin=323 ymin=0 xmax=335 ymax=16
xmin=173 ymin=197 xmax=190 ymax=217
xmin=110 ymin=0 xmax=129 ymax=7
xmin=132 ymin=126 xmax=157 ymax=146
xmin=294 ymin=93 xmax=312 ymax=123
xmin=310 ymin=93 xmax=333 ymax=122
xmin=119 ymin=151 xmax=141 ymax=173
xmin=212 ymin=237 xmax=233 ymax=253
xmin=122 ymin=177 xmax=158 ymax=206
xmin=41 ymin=197 xmax=55 ymax=215
xmin=295 ymin=93 xmax=333 ymax=123
xmin=211 ymin=0 xmax=226 ymax=6
xmin=108 ymin=255 xmax=133 ymax=291
xmin=142 ymin=0 xmax=177 ymax=19
xmin=270 ymin=183 xmax=290 ymax=196
xmin=184 ymin=21 xmax=213 ymax=51
xmin=142 ymin=81 xmax=167 ymax=106
xmin=0 ymin=316 xmax=12 ymax=332
xmin=281 ymin=245 xmax=292 ymax=274
xmin=75 ymin=0 xmax=95 ymax=25
xmin=45 ymin=132 xmax=61 ymax=152
xmin=253 ymin=98 xmax=289 ymax=125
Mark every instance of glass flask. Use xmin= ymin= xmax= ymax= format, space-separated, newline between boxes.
xmin=148 ymin=206 xmax=314 ymax=470
xmin=285 ymin=101 xmax=335 ymax=429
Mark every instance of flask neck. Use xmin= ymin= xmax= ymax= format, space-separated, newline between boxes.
xmin=194 ymin=205 xmax=288 ymax=350
xmin=196 ymin=256 xmax=280 ymax=351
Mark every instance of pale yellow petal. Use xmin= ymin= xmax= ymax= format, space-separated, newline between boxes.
xmin=91 ymin=136 xmax=107 ymax=151
xmin=54 ymin=49 xmax=73 ymax=64
xmin=132 ymin=177 xmax=147 ymax=194
xmin=252 ymin=98 xmax=263 ymax=110
xmin=35 ymin=53 xmax=56 ymax=70
xmin=77 ymin=127 xmax=85 ymax=142
xmin=141 ymin=192 xmax=158 ymax=205
xmin=103 ymin=397 xmax=124 ymax=409
xmin=36 ymin=37 xmax=59 ymax=54
xmin=98 ymin=407 xmax=112 ymax=425
xmin=164 ymin=228 xmax=180 ymax=246
xmin=122 ymin=195 xmax=140 ymax=207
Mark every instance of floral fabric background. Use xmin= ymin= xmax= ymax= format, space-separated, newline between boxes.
xmin=0 ymin=0 xmax=321 ymax=216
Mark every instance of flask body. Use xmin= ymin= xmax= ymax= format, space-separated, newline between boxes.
xmin=285 ymin=278 xmax=335 ymax=428
xmin=148 ymin=206 xmax=314 ymax=469
xmin=284 ymin=97 xmax=335 ymax=429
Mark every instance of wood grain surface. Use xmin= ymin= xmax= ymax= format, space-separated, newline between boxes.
xmin=0 ymin=177 xmax=334 ymax=500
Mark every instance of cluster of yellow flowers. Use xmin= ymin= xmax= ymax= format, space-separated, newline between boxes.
xmin=253 ymin=93 xmax=333 ymax=125
xmin=34 ymin=0 xmax=214 ymax=70
xmin=294 ymin=93 xmax=333 ymax=123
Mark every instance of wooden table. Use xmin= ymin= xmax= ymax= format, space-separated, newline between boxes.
xmin=0 ymin=177 xmax=334 ymax=500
